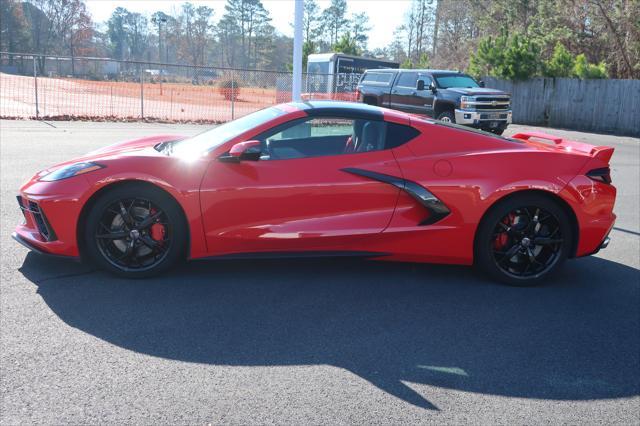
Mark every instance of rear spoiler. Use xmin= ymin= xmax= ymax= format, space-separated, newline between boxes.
xmin=511 ymin=131 xmax=614 ymax=163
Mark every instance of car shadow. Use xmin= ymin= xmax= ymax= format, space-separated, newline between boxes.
xmin=18 ymin=254 xmax=640 ymax=410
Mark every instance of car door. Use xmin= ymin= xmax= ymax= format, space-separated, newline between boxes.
xmin=389 ymin=72 xmax=418 ymax=112
xmin=416 ymin=74 xmax=436 ymax=117
xmin=199 ymin=115 xmax=402 ymax=255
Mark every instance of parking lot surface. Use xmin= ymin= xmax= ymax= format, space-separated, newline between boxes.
xmin=1 ymin=119 xmax=638 ymax=424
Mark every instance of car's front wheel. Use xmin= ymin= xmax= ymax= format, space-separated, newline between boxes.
xmin=83 ymin=183 xmax=187 ymax=278
xmin=474 ymin=194 xmax=573 ymax=286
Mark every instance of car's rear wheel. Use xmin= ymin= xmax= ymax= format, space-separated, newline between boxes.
xmin=475 ymin=194 xmax=572 ymax=286
xmin=83 ymin=183 xmax=187 ymax=278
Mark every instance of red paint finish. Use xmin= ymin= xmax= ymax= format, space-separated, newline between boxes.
xmin=200 ymin=149 xmax=401 ymax=254
xmin=15 ymin=102 xmax=616 ymax=269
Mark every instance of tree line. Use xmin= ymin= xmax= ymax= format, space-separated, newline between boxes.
xmin=0 ymin=0 xmax=373 ymax=73
xmin=1 ymin=0 xmax=638 ymax=79
xmin=383 ymin=0 xmax=639 ymax=79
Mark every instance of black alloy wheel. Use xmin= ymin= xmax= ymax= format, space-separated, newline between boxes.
xmin=475 ymin=194 xmax=572 ymax=286
xmin=95 ymin=198 xmax=172 ymax=271
xmin=491 ymin=206 xmax=563 ymax=278
xmin=84 ymin=183 xmax=187 ymax=277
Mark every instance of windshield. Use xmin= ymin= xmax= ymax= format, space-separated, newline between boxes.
xmin=171 ymin=107 xmax=285 ymax=156
xmin=434 ymin=74 xmax=479 ymax=89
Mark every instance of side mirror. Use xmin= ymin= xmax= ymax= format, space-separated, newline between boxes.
xmin=429 ymin=81 xmax=437 ymax=93
xmin=416 ymin=79 xmax=425 ymax=91
xmin=479 ymin=80 xmax=485 ymax=88
xmin=219 ymin=140 xmax=261 ymax=163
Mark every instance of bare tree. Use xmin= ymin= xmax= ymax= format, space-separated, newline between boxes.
xmin=180 ymin=3 xmax=214 ymax=67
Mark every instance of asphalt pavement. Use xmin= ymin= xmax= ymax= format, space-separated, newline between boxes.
xmin=1 ymin=119 xmax=638 ymax=424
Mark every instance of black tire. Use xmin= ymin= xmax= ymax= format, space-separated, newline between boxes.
xmin=437 ymin=110 xmax=455 ymax=123
xmin=474 ymin=193 xmax=573 ymax=286
xmin=83 ymin=183 xmax=187 ymax=278
xmin=491 ymin=127 xmax=506 ymax=135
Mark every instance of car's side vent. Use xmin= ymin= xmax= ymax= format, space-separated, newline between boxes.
xmin=16 ymin=196 xmax=29 ymax=224
xmin=341 ymin=168 xmax=451 ymax=226
xmin=18 ymin=198 xmax=57 ymax=241
xmin=586 ymin=167 xmax=612 ymax=184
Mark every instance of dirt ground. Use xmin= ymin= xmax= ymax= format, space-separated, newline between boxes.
xmin=0 ymin=73 xmax=289 ymax=122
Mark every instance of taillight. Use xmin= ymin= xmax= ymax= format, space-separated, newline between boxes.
xmin=355 ymin=87 xmax=361 ymax=99
xmin=586 ymin=167 xmax=612 ymax=184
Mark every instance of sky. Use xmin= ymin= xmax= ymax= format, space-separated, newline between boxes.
xmin=85 ymin=0 xmax=412 ymax=50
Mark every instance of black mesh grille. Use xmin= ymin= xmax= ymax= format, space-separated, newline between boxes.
xmin=480 ymin=113 xmax=509 ymax=120
xmin=17 ymin=196 xmax=28 ymax=223
xmin=26 ymin=200 xmax=56 ymax=241
xmin=476 ymin=97 xmax=510 ymax=102
xmin=476 ymin=104 xmax=509 ymax=111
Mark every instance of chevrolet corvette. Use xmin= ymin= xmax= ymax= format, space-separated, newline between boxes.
xmin=13 ymin=101 xmax=616 ymax=285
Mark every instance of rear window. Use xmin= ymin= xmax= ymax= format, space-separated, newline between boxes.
xmin=361 ymin=72 xmax=393 ymax=85
xmin=385 ymin=123 xmax=421 ymax=149
xmin=428 ymin=119 xmax=520 ymax=143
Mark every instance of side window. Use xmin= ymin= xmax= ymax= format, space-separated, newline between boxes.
xmin=418 ymin=74 xmax=433 ymax=87
xmin=396 ymin=72 xmax=418 ymax=88
xmin=362 ymin=72 xmax=393 ymax=85
xmin=385 ymin=123 xmax=421 ymax=149
xmin=375 ymin=73 xmax=393 ymax=84
xmin=257 ymin=117 xmax=390 ymax=160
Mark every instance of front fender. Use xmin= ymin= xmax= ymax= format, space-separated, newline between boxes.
xmin=78 ymin=160 xmax=210 ymax=259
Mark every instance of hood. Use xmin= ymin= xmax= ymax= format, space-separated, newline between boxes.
xmin=446 ymin=87 xmax=509 ymax=96
xmin=37 ymin=135 xmax=187 ymax=178
xmin=85 ymin=134 xmax=187 ymax=157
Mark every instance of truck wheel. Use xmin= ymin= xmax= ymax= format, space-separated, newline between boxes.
xmin=437 ymin=110 xmax=455 ymax=123
xmin=491 ymin=128 xmax=505 ymax=135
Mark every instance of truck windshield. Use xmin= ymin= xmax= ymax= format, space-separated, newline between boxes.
xmin=434 ymin=74 xmax=479 ymax=89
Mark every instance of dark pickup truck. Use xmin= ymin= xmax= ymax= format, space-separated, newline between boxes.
xmin=356 ymin=69 xmax=512 ymax=134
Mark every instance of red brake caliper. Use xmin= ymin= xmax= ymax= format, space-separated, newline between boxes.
xmin=493 ymin=214 xmax=514 ymax=249
xmin=149 ymin=208 xmax=165 ymax=243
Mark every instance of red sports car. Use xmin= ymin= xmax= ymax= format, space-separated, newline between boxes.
xmin=13 ymin=101 xmax=616 ymax=285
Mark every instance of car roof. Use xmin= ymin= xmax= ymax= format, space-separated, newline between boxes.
xmin=365 ymin=68 xmax=462 ymax=74
xmin=286 ymin=100 xmax=407 ymax=121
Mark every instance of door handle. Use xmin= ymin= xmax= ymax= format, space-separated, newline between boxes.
xmin=411 ymin=91 xmax=417 ymax=96
xmin=392 ymin=90 xmax=398 ymax=94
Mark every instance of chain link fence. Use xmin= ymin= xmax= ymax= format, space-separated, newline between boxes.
xmin=0 ymin=52 xmax=361 ymax=123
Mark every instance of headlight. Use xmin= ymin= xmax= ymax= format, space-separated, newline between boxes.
xmin=460 ymin=96 xmax=474 ymax=109
xmin=39 ymin=162 xmax=105 ymax=182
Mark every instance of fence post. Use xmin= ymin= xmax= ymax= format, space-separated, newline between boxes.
xmin=139 ymin=64 xmax=144 ymax=119
xmin=33 ymin=56 xmax=39 ymax=119
xmin=231 ymin=69 xmax=235 ymax=120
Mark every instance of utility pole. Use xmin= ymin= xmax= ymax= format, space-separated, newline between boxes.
xmin=292 ymin=0 xmax=304 ymax=102
xmin=152 ymin=14 xmax=168 ymax=62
